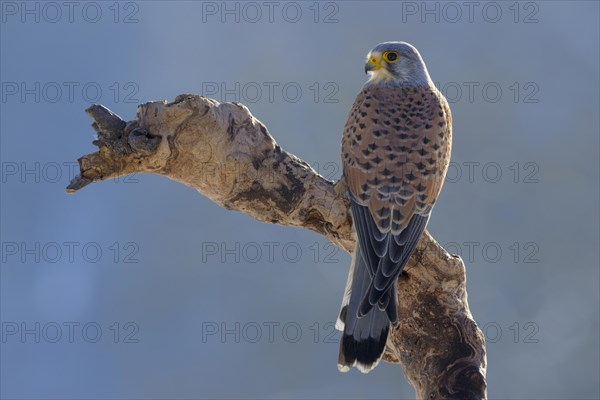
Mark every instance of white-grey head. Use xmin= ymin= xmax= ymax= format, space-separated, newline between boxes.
xmin=364 ymin=41 xmax=432 ymax=87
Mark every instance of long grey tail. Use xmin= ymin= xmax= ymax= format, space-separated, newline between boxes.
xmin=336 ymin=243 xmax=395 ymax=373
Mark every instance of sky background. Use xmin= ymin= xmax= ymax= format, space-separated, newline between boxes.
xmin=1 ymin=1 xmax=599 ymax=399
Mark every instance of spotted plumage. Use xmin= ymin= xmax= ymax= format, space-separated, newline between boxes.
xmin=343 ymin=86 xmax=451 ymax=233
xmin=337 ymin=42 xmax=452 ymax=373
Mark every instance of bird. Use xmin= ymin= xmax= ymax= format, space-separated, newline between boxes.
xmin=337 ymin=42 xmax=452 ymax=373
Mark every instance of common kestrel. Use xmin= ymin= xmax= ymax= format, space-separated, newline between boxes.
xmin=337 ymin=42 xmax=452 ymax=373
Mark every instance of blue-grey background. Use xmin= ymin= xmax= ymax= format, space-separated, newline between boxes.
xmin=1 ymin=1 xmax=599 ymax=399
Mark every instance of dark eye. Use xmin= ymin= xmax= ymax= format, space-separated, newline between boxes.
xmin=383 ymin=51 xmax=399 ymax=62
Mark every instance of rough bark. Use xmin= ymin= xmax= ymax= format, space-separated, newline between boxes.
xmin=67 ymin=94 xmax=487 ymax=399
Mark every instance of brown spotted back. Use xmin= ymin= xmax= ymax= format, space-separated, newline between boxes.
xmin=342 ymin=84 xmax=452 ymax=234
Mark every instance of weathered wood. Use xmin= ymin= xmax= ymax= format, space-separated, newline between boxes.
xmin=67 ymin=94 xmax=487 ymax=399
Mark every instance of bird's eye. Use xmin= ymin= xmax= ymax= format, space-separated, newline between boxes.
xmin=383 ymin=51 xmax=399 ymax=62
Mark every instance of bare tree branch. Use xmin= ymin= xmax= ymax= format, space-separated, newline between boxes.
xmin=67 ymin=94 xmax=487 ymax=399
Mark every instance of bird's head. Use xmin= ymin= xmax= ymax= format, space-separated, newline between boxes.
xmin=364 ymin=41 xmax=432 ymax=86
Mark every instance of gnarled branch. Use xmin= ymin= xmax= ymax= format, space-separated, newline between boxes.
xmin=67 ymin=94 xmax=487 ymax=399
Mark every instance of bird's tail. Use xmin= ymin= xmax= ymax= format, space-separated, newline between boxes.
xmin=336 ymin=243 xmax=394 ymax=373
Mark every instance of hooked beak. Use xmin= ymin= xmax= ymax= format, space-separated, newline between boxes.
xmin=365 ymin=55 xmax=383 ymax=74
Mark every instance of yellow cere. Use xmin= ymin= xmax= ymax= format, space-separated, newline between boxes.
xmin=366 ymin=51 xmax=397 ymax=83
